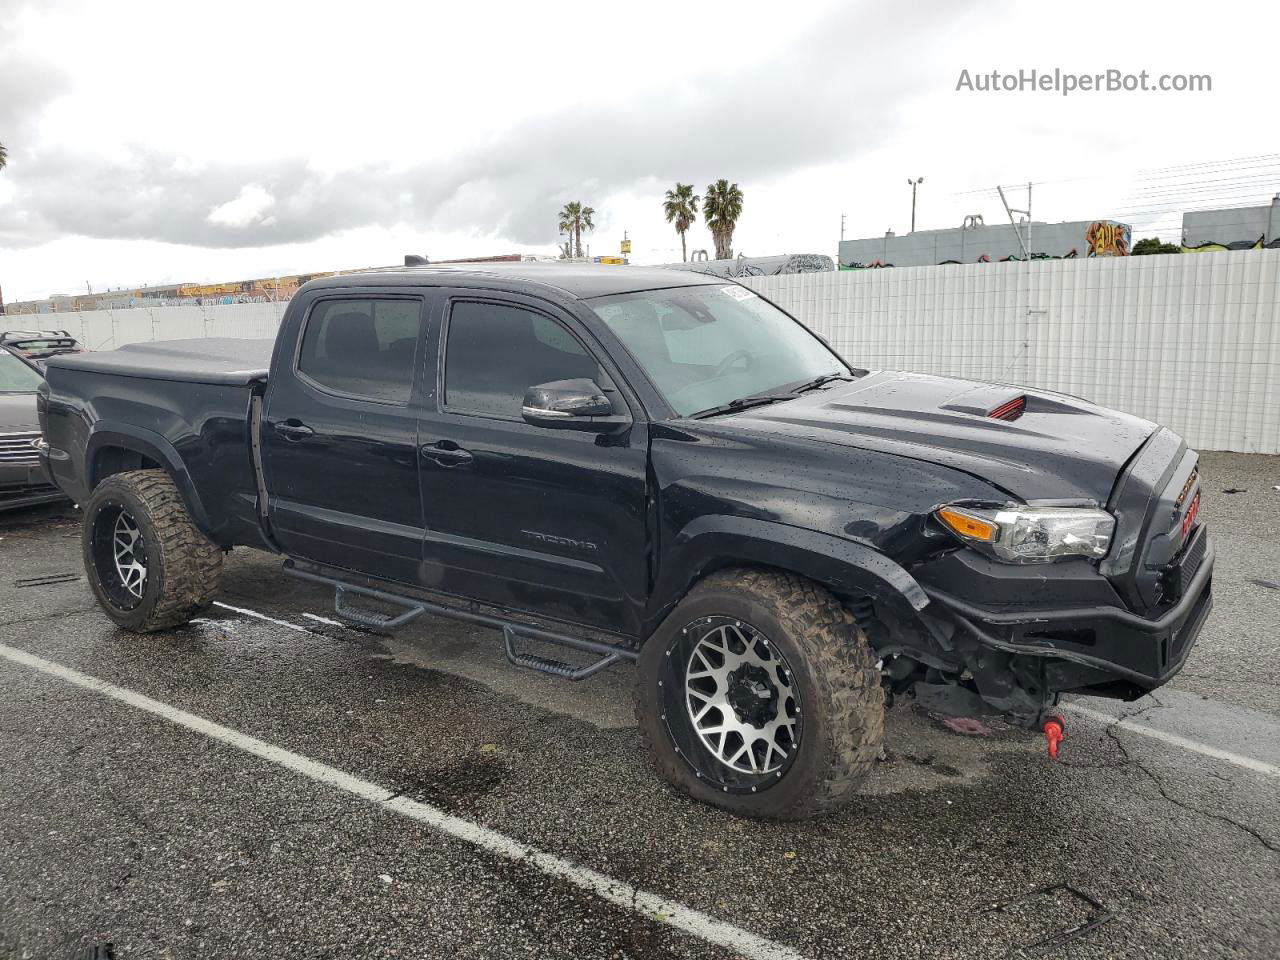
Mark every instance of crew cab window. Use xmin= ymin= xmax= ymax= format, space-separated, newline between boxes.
xmin=444 ymin=300 xmax=602 ymax=418
xmin=297 ymin=298 xmax=422 ymax=403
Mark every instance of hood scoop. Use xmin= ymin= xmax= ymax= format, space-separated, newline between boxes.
xmin=939 ymin=383 xmax=1030 ymax=421
xmin=987 ymin=395 xmax=1026 ymax=421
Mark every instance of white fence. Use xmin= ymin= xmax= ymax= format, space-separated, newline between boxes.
xmin=24 ymin=250 xmax=1280 ymax=453
xmin=745 ymin=250 xmax=1280 ymax=454
xmin=36 ymin=301 xmax=288 ymax=352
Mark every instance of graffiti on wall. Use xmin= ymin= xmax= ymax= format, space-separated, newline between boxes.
xmin=844 ymin=249 xmax=1082 ymax=269
xmin=1085 ymin=220 xmax=1131 ymax=257
xmin=1181 ymin=235 xmax=1280 ymax=254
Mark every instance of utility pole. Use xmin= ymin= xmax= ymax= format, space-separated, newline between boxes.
xmin=907 ymin=177 xmax=924 ymax=233
xmin=997 ymin=184 xmax=1031 ymax=257
xmin=840 ymin=213 xmax=846 ymax=243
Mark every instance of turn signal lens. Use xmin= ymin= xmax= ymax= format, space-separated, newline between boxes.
xmin=937 ymin=506 xmax=998 ymax=542
xmin=935 ymin=502 xmax=1115 ymax=563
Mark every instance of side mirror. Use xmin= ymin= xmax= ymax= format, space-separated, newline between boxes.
xmin=522 ymin=378 xmax=630 ymax=433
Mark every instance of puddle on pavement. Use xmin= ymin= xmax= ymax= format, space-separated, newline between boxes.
xmin=379 ymin=627 xmax=1040 ymax=796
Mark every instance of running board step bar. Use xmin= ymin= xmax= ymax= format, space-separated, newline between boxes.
xmin=282 ymin=561 xmax=637 ymax=679
xmin=502 ymin=626 xmax=623 ymax=681
xmin=334 ymin=584 xmax=425 ymax=630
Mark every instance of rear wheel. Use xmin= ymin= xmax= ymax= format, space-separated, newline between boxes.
xmin=636 ymin=568 xmax=884 ymax=819
xmin=82 ymin=470 xmax=223 ymax=632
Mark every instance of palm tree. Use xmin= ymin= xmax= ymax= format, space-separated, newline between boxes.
xmin=0 ymin=142 xmax=7 ymax=172
xmin=703 ymin=179 xmax=744 ymax=260
xmin=662 ymin=183 xmax=700 ymax=262
xmin=557 ymin=201 xmax=595 ymax=259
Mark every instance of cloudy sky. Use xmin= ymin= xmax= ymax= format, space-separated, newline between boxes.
xmin=1 ymin=0 xmax=1277 ymax=301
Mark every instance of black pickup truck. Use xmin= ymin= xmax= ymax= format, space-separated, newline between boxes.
xmin=38 ymin=263 xmax=1213 ymax=818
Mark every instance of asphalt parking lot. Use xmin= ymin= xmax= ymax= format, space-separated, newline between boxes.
xmin=1 ymin=451 xmax=1277 ymax=960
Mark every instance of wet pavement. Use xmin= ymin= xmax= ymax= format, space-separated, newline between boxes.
xmin=1 ymin=451 xmax=1277 ymax=959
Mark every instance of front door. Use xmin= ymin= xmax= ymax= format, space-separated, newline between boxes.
xmin=416 ymin=291 xmax=650 ymax=637
xmin=261 ymin=291 xmax=430 ymax=584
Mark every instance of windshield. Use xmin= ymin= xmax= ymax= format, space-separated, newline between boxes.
xmin=590 ymin=285 xmax=846 ymax=417
xmin=0 ymin=350 xmax=44 ymax=393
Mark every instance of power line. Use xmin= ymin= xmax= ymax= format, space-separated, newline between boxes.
xmin=1115 ymin=194 xmax=1280 ymax=217
xmin=1138 ymin=153 xmax=1280 ymax=175
xmin=1131 ymin=174 xmax=1280 ymax=198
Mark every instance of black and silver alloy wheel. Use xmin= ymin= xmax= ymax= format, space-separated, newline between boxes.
xmin=90 ymin=502 xmax=148 ymax=610
xmin=682 ymin=617 xmax=800 ymax=778
xmin=82 ymin=470 xmax=223 ymax=631
xmin=637 ymin=568 xmax=884 ymax=819
xmin=657 ymin=614 xmax=805 ymax=794
xmin=112 ymin=509 xmax=148 ymax=600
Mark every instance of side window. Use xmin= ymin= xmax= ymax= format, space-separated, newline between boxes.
xmin=444 ymin=300 xmax=603 ymax=419
xmin=297 ymin=298 xmax=422 ymax=403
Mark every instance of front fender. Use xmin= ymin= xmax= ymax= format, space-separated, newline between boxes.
xmin=647 ymin=514 xmax=929 ymax=636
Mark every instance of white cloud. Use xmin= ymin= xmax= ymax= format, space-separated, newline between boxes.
xmin=207 ymin=184 xmax=276 ymax=228
xmin=1 ymin=0 xmax=1277 ymax=300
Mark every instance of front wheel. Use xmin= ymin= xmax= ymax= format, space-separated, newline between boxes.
xmin=636 ymin=568 xmax=884 ymax=819
xmin=82 ymin=470 xmax=223 ymax=632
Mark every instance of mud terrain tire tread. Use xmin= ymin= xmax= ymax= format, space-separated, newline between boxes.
xmin=83 ymin=470 xmax=223 ymax=632
xmin=636 ymin=567 xmax=884 ymax=819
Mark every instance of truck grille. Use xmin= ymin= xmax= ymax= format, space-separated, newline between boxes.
xmin=0 ymin=432 xmax=42 ymax=465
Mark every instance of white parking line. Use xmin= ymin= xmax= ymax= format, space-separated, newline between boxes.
xmin=212 ymin=601 xmax=314 ymax=634
xmin=0 ymin=642 xmax=808 ymax=960
xmin=301 ymin=612 xmax=346 ymax=628
xmin=1062 ymin=703 xmax=1280 ymax=779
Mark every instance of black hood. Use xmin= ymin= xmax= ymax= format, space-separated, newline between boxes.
xmin=715 ymin=371 xmax=1156 ymax=503
xmin=0 ymin=392 xmax=41 ymax=433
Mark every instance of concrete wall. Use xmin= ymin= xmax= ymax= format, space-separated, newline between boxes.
xmin=838 ymin=219 xmax=1130 ymax=268
xmin=1182 ymin=199 xmax=1280 ymax=250
xmin=744 ymin=249 xmax=1280 ymax=454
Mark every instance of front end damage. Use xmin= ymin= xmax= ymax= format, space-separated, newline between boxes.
xmin=861 ymin=428 xmax=1213 ymax=728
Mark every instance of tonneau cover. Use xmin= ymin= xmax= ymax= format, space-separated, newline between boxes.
xmin=45 ymin=338 xmax=274 ymax=386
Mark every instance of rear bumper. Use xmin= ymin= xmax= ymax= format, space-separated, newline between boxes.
xmin=0 ymin=460 xmax=68 ymax=512
xmin=923 ymin=532 xmax=1213 ymax=691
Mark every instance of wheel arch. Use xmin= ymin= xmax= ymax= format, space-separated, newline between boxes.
xmin=86 ymin=425 xmax=212 ymax=534
xmin=646 ymin=515 xmax=930 ymax=639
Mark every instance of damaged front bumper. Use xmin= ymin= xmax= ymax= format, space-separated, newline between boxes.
xmin=896 ymin=527 xmax=1213 ymax=721
xmin=928 ymin=538 xmax=1212 ymax=689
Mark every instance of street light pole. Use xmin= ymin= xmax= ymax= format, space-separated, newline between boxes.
xmin=907 ymin=177 xmax=924 ymax=233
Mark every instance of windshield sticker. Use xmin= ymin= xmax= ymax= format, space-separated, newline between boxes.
xmin=719 ymin=286 xmax=758 ymax=302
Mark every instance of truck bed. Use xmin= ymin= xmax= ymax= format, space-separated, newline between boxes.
xmin=44 ymin=338 xmax=274 ymax=385
xmin=40 ymin=338 xmax=275 ymax=550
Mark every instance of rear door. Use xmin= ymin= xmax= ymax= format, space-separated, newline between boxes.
xmin=416 ymin=290 xmax=650 ymax=636
xmin=261 ymin=289 xmax=432 ymax=584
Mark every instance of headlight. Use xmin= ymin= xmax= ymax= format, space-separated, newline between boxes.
xmin=936 ymin=503 xmax=1114 ymax=563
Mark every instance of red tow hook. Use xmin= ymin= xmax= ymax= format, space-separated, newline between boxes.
xmin=1042 ymin=715 xmax=1066 ymax=759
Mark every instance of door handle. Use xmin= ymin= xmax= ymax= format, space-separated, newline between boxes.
xmin=421 ymin=441 xmax=473 ymax=467
xmin=274 ymin=420 xmax=315 ymax=441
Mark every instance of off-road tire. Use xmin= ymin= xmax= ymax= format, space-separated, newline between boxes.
xmin=636 ymin=568 xmax=883 ymax=819
xmin=82 ymin=470 xmax=223 ymax=632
